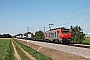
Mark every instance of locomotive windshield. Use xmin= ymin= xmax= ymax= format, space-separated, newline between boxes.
xmin=61 ymin=29 xmax=69 ymax=33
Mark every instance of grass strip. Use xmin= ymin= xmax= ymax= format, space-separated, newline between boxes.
xmin=82 ymin=40 xmax=90 ymax=45
xmin=14 ymin=39 xmax=51 ymax=60
xmin=13 ymin=40 xmax=30 ymax=60
xmin=10 ymin=40 xmax=16 ymax=60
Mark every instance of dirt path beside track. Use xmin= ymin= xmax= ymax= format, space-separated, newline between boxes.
xmin=11 ymin=40 xmax=21 ymax=60
xmin=13 ymin=40 xmax=36 ymax=60
xmin=17 ymin=40 xmax=90 ymax=60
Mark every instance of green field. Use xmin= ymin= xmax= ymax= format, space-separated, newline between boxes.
xmin=82 ymin=38 xmax=90 ymax=44
xmin=85 ymin=37 xmax=90 ymax=40
xmin=0 ymin=39 xmax=14 ymax=60
xmin=0 ymin=38 xmax=51 ymax=60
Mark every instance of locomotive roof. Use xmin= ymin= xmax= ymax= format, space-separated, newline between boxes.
xmin=49 ymin=27 xmax=68 ymax=31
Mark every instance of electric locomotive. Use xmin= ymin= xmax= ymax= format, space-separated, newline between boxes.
xmin=44 ymin=27 xmax=71 ymax=44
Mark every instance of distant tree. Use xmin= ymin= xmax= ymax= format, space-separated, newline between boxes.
xmin=0 ymin=34 xmax=3 ymax=38
xmin=35 ymin=30 xmax=44 ymax=39
xmin=0 ymin=34 xmax=1 ymax=38
xmin=70 ymin=25 xmax=85 ymax=43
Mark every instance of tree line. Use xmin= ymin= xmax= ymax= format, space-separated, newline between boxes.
xmin=0 ymin=34 xmax=12 ymax=38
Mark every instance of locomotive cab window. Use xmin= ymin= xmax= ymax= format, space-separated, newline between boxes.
xmin=62 ymin=29 xmax=69 ymax=33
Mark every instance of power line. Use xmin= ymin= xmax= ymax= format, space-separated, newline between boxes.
xmin=52 ymin=2 xmax=90 ymax=25
xmin=65 ymin=18 xmax=90 ymax=25
xmin=31 ymin=2 xmax=90 ymax=31
xmin=63 ymin=11 xmax=90 ymax=25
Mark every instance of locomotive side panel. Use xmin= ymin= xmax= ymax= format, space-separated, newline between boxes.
xmin=44 ymin=30 xmax=58 ymax=41
xmin=49 ymin=30 xmax=58 ymax=41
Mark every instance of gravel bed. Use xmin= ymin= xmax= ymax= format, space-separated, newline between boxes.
xmin=17 ymin=39 xmax=90 ymax=59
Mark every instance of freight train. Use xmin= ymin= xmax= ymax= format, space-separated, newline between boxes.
xmin=44 ymin=27 xmax=71 ymax=44
xmin=16 ymin=27 xmax=71 ymax=44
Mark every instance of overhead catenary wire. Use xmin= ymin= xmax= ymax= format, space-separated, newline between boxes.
xmin=52 ymin=2 xmax=90 ymax=23
xmin=54 ymin=11 xmax=90 ymax=27
xmin=52 ymin=2 xmax=90 ymax=27
xmin=65 ymin=18 xmax=90 ymax=25
xmin=32 ymin=2 xmax=90 ymax=31
xmin=61 ymin=11 xmax=90 ymax=25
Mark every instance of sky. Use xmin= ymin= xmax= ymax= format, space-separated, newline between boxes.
xmin=0 ymin=0 xmax=90 ymax=35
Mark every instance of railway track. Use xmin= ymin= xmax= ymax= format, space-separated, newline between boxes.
xmin=34 ymin=39 xmax=90 ymax=49
xmin=69 ymin=44 xmax=90 ymax=48
xmin=18 ymin=38 xmax=90 ymax=49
